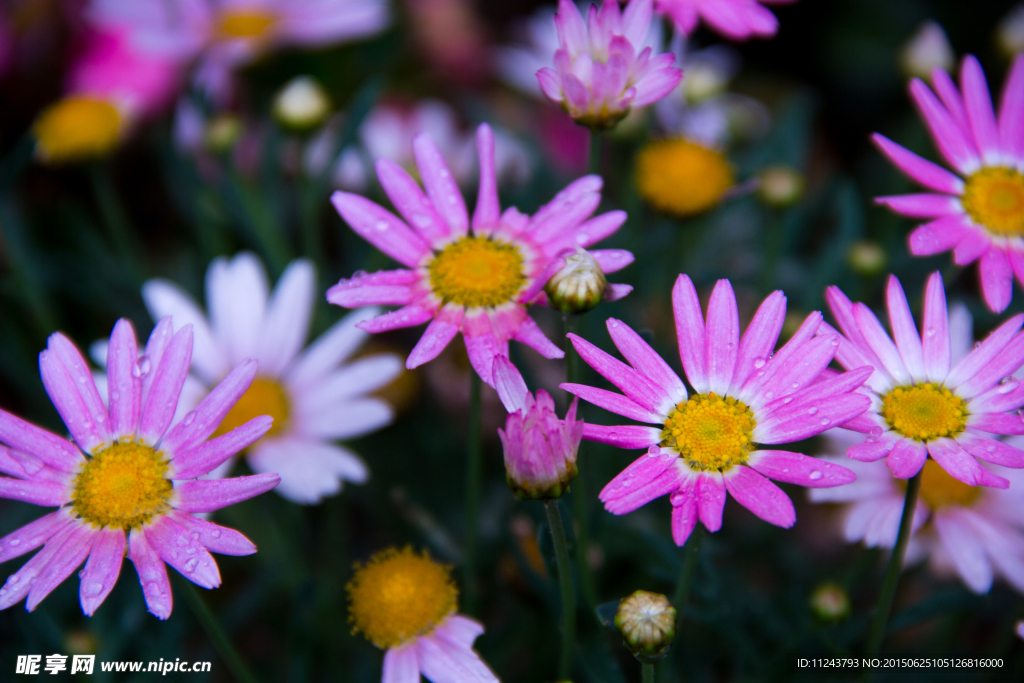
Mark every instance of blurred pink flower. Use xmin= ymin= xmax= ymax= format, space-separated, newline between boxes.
xmin=654 ymin=0 xmax=796 ymax=41
xmin=537 ymin=0 xmax=682 ymax=130
xmin=874 ymin=54 xmax=1024 ymax=313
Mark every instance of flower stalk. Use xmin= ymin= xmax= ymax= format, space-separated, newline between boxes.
xmin=545 ymin=499 xmax=576 ymax=681
xmin=464 ymin=371 xmax=483 ymax=616
xmin=176 ymin=575 xmax=261 ymax=683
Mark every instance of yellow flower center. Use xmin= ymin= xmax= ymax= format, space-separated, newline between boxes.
xmin=428 ymin=236 xmax=526 ymax=308
xmin=213 ymin=377 xmax=289 ymax=439
xmin=33 ymin=96 xmax=121 ymax=165
xmin=900 ymin=458 xmax=982 ymax=509
xmin=216 ymin=9 xmax=278 ymax=40
xmin=881 ymin=383 xmax=967 ymax=442
xmin=636 ymin=139 xmax=734 ymax=217
xmin=962 ymin=167 xmax=1024 ymax=236
xmin=661 ymin=393 xmax=755 ymax=472
xmin=71 ymin=442 xmax=172 ymax=529
xmin=347 ymin=547 xmax=458 ymax=649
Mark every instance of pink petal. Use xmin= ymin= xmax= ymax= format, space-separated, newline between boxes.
xmin=173 ymin=473 xmax=281 ymax=513
xmin=696 ymin=471 xmax=725 ymax=532
xmin=998 ymin=54 xmax=1024 ymax=159
xmin=589 ymin=249 xmax=634 ymax=274
xmin=582 ymin=423 xmax=661 ymax=449
xmin=741 ymin=312 xmax=823 ymax=401
xmin=413 ymin=133 xmax=469 ymax=238
xmin=0 ymin=477 xmax=68 ymax=507
xmin=472 ymin=124 xmax=500 ymax=232
xmin=357 ymin=304 xmax=436 ymax=333
xmin=632 ymin=66 xmax=683 ymax=107
xmin=600 ymin=449 xmax=678 ymax=503
xmin=670 ymin=479 xmax=699 ymax=546
xmin=756 ymin=333 xmax=841 ymax=404
xmin=875 ymin=193 xmax=962 ymax=218
xmin=128 ymin=528 xmax=172 ymax=620
xmin=326 ymin=269 xmax=419 ymax=308
xmin=537 ymin=67 xmax=563 ymax=102
xmin=672 ymin=274 xmax=708 ymax=393
xmin=567 ymin=333 xmax=669 ymax=412
xmin=886 ymin=438 xmax=927 ymax=479
xmin=853 ymin=302 xmax=911 ymax=384
xmin=871 ymin=133 xmax=964 ymax=194
xmin=161 ymin=359 xmax=258 ymax=457
xmin=39 ymin=342 xmax=110 ymax=454
xmin=541 ymin=210 xmax=627 ymax=256
xmin=331 ymin=191 xmax=431 ymax=267
xmin=0 ymin=410 xmax=83 ymax=472
xmin=139 ymin=325 xmax=192 ymax=446
xmin=0 ymin=522 xmax=78 ymax=610
xmin=705 ymin=280 xmax=739 ymax=395
xmin=375 ymin=159 xmax=449 ymax=247
xmin=434 ymin=614 xmax=485 ymax=648
xmin=921 ymin=272 xmax=951 ymax=382
xmin=927 ymin=437 xmax=1007 ymax=488
xmin=145 ymin=516 xmax=221 ymax=589
xmin=967 ymin=413 xmax=1024 ymax=436
xmin=909 ymin=78 xmax=981 ymax=174
xmin=953 ymin=230 xmax=991 ymax=265
xmin=170 ymin=416 xmax=272 ymax=480
xmin=78 ymin=527 xmax=125 ymax=616
xmin=408 ymin=305 xmax=464 ymax=369
xmin=417 ymin=630 xmax=498 ymax=683
xmin=960 ymin=56 xmax=1001 ymax=165
xmin=956 ymin=330 xmax=1024 ymax=399
xmin=166 ymin=509 xmax=256 ymax=556
xmin=105 ymin=319 xmax=141 ymax=441
xmin=0 ymin=509 xmax=74 ymax=565
xmin=724 ymin=465 xmax=796 ymax=528
xmin=26 ymin=523 xmax=96 ymax=611
xmin=958 ymin=432 xmax=1024 ymax=468
xmin=464 ymin=331 xmax=507 ymax=388
xmin=979 ymin=247 xmax=1014 ymax=313
xmin=493 ymin=356 xmax=530 ymax=414
xmin=382 ymin=643 xmax=420 ymax=683
xmin=731 ymin=290 xmax=786 ymax=393
xmin=606 ymin=318 xmax=686 ymax=406
xmin=748 ymin=450 xmax=856 ymax=487
xmin=754 ymin=392 xmax=870 ymax=445
xmin=140 ymin=318 xmax=174 ymax=407
xmin=946 ymin=313 xmax=1024 ymax=388
xmin=932 ymin=68 xmax=969 ymax=128
xmin=886 ymin=275 xmax=926 ymax=381
xmin=512 ymin=317 xmax=564 ymax=360
xmin=907 ymin=216 xmax=970 ymax=256
xmin=562 ymin=383 xmax=662 ymax=423
xmin=848 ymin=436 xmax=895 ymax=462
xmin=933 ymin=510 xmax=993 ymax=592
xmin=602 ymin=460 xmax=685 ymax=515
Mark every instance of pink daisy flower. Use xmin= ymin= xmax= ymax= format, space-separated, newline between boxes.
xmin=873 ymin=54 xmax=1024 ymax=313
xmin=537 ymin=0 xmax=683 ymax=130
xmin=327 ymin=123 xmax=632 ymax=384
xmin=811 ymin=431 xmax=1024 ymax=595
xmin=823 ymin=271 xmax=1024 ymax=490
xmin=0 ymin=319 xmax=279 ymax=619
xmin=562 ymin=275 xmax=868 ymax=546
xmin=654 ymin=0 xmax=796 ymax=42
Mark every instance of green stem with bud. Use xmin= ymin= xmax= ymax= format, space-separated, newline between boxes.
xmin=865 ymin=469 xmax=922 ymax=659
xmin=545 ymin=499 xmax=576 ymax=681
xmin=464 ymin=371 xmax=483 ymax=617
xmin=642 ymin=662 xmax=655 ymax=683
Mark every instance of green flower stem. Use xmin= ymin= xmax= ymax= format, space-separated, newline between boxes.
xmin=88 ymin=163 xmax=142 ymax=284
xmin=545 ymin=499 xmax=576 ymax=681
xmin=588 ymin=130 xmax=602 ymax=177
xmin=176 ymin=576 xmax=260 ymax=683
xmin=865 ymin=469 xmax=923 ymax=658
xmin=642 ymin=662 xmax=656 ymax=683
xmin=463 ymin=371 xmax=483 ymax=616
xmin=671 ymin=524 xmax=704 ymax=618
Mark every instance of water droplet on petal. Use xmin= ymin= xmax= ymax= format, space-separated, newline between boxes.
xmin=809 ymin=470 xmax=823 ymax=481
xmin=211 ymin=530 xmax=222 ymax=539
xmin=753 ymin=357 xmax=766 ymax=369
xmin=374 ymin=220 xmax=388 ymax=232
xmin=820 ymin=418 xmax=831 ymax=426
xmin=183 ymin=557 xmax=199 ymax=573
xmin=176 ymin=536 xmax=188 ymax=547
xmin=132 ymin=356 xmax=151 ymax=378
xmin=808 ymin=406 xmax=818 ymax=415
xmin=9 ymin=539 xmax=20 ymax=547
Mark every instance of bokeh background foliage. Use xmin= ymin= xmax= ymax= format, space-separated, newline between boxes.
xmin=0 ymin=0 xmax=1023 ymax=681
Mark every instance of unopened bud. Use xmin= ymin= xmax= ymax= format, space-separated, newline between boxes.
xmin=204 ymin=114 xmax=243 ymax=153
xmin=996 ymin=6 xmax=1024 ymax=59
xmin=900 ymin=21 xmax=954 ymax=81
xmin=273 ymin=76 xmax=331 ymax=132
xmin=545 ymin=247 xmax=608 ymax=314
xmin=810 ymin=583 xmax=850 ymax=622
xmin=847 ymin=241 xmax=887 ymax=276
xmin=757 ymin=165 xmax=805 ymax=208
xmin=614 ymin=590 xmax=677 ymax=662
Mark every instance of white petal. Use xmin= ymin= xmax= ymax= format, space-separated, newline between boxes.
xmin=293 ymin=397 xmax=394 ymax=441
xmin=257 ymin=259 xmax=315 ymax=377
xmin=286 ymin=307 xmax=381 ymax=390
xmin=143 ymin=279 xmax=227 ymax=385
xmin=247 ymin=438 xmax=368 ymax=504
xmin=206 ymin=253 xmax=269 ymax=367
xmin=290 ymin=354 xmax=403 ymax=410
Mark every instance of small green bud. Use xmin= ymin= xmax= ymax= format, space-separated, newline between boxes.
xmin=757 ymin=165 xmax=805 ymax=208
xmin=545 ymin=247 xmax=607 ymax=314
xmin=204 ymin=115 xmax=243 ymax=153
xmin=847 ymin=241 xmax=887 ymax=277
xmin=273 ymin=76 xmax=331 ymax=132
xmin=810 ymin=583 xmax=850 ymax=622
xmin=614 ymin=590 xmax=677 ymax=662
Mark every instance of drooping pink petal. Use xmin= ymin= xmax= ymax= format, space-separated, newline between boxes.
xmin=493 ymin=356 xmax=530 ymax=414
xmin=512 ymin=317 xmax=564 ymax=360
xmin=472 ymin=124 xmax=500 ymax=232
xmin=705 ymin=279 xmax=739 ymax=395
xmin=953 ymin=230 xmax=991 ymax=265
xmin=128 ymin=528 xmax=172 ymax=620
xmin=723 ymin=465 xmax=796 ymax=528
xmin=933 ymin=510 xmax=993 ymax=593
xmin=165 ymin=509 xmax=256 ymax=556
xmin=731 ymin=290 xmax=786 ymax=393
xmin=79 ymin=527 xmax=125 ymax=616
xmin=408 ymin=305 xmax=465 ymax=370
xmin=382 ymin=643 xmax=420 ymax=683
xmin=603 ymin=460 xmax=685 ymax=515
xmin=417 ymin=629 xmax=498 ymax=683
xmin=105 ymin=319 xmax=141 ymax=441
xmin=672 ymin=274 xmax=708 ymax=393
xmin=583 ymin=423 xmax=661 ymax=449
xmin=960 ymin=56 xmax=1002 ymax=165
xmin=374 ymin=159 xmax=450 ymax=247
xmin=696 ymin=471 xmax=726 ymax=532
xmin=921 ymin=272 xmax=951 ymax=382
xmin=885 ymin=438 xmax=927 ymax=479
xmin=606 ymin=318 xmax=686 ymax=406
xmin=26 ymin=523 xmax=96 ymax=611
xmin=161 ymin=359 xmax=258 ymax=457
xmin=139 ymin=325 xmax=193 ymax=446
xmin=170 ymin=416 xmax=272 ymax=480
xmin=748 ymin=450 xmax=856 ymax=487
xmin=330 ymin=192 xmax=431 ymax=267
xmin=927 ymin=437 xmax=1008 ymax=488
xmin=433 ymin=614 xmax=485 ymax=649
xmin=600 ymin=448 xmax=678 ymax=502
xmin=173 ymin=473 xmax=281 ymax=513
xmin=413 ymin=133 xmax=469 ymax=238
xmin=464 ymin=331 xmax=507 ymax=388
xmin=979 ymin=246 xmax=1014 ymax=313
xmin=871 ymin=133 xmax=965 ymax=194
xmin=145 ymin=516 xmax=221 ymax=589
xmin=670 ymin=478 xmax=699 ymax=546
xmin=568 ymin=333 xmax=669 ymax=412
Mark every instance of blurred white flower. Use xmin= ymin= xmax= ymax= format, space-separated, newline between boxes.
xmin=997 ymin=5 xmax=1024 ymax=59
xmin=900 ymin=20 xmax=954 ymax=81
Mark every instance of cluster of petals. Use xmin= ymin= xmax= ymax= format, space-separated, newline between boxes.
xmin=328 ymin=123 xmax=632 ymax=384
xmin=873 ymin=54 xmax=1024 ymax=312
xmin=537 ymin=0 xmax=682 ymax=129
xmin=382 ymin=614 xmax=498 ymax=683
xmin=653 ymin=0 xmax=796 ymax=42
xmin=493 ymin=356 xmax=583 ymax=500
xmin=0 ymin=319 xmax=279 ymax=619
xmin=139 ymin=254 xmax=401 ymax=504
xmin=811 ymin=430 xmax=1024 ymax=596
xmin=562 ymin=274 xmax=867 ymax=546
xmin=823 ymin=272 xmax=1024 ymax=489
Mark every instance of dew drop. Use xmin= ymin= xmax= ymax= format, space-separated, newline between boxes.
xmin=176 ymin=536 xmax=188 ymax=547
xmin=987 ymin=445 xmax=996 ymax=453
xmin=809 ymin=470 xmax=823 ymax=480
xmin=975 ymin=341 xmax=983 ymax=349
xmin=0 ymin=588 xmax=6 ymax=596
xmin=190 ymin=532 xmax=200 ymax=541
xmin=132 ymin=356 xmax=151 ymax=378
xmin=85 ymin=582 xmax=104 ymax=597
xmin=183 ymin=558 xmax=199 ymax=573
xmin=374 ymin=220 xmax=388 ymax=232
xmin=765 ymin=391 xmax=774 ymax=400
xmin=753 ymin=357 xmax=766 ymax=369
xmin=820 ymin=418 xmax=831 ymax=426
xmin=9 ymin=539 xmax=20 ymax=547
xmin=782 ymin=468 xmax=790 ymax=473
xmin=808 ymin=406 xmax=818 ymax=415
xmin=211 ymin=530 xmax=222 ymax=539
xmin=183 ymin=412 xmax=197 ymax=426
xmin=999 ymin=380 xmax=1019 ymax=394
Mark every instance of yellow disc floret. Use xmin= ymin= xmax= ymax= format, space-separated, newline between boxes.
xmin=903 ymin=458 xmax=982 ymax=509
xmin=636 ymin=139 xmax=734 ymax=217
xmin=429 ymin=236 xmax=526 ymax=308
xmin=347 ymin=546 xmax=458 ymax=649
xmin=213 ymin=377 xmax=289 ymax=439
xmin=72 ymin=442 xmax=171 ymax=529
xmin=962 ymin=167 xmax=1024 ymax=236
xmin=881 ymin=383 xmax=967 ymax=442
xmin=33 ymin=96 xmax=121 ymax=165
xmin=217 ymin=9 xmax=278 ymax=40
xmin=661 ymin=393 xmax=755 ymax=472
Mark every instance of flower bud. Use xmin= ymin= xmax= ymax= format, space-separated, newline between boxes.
xmin=493 ymin=356 xmax=583 ymax=500
xmin=614 ymin=590 xmax=677 ymax=662
xmin=545 ymin=247 xmax=608 ymax=315
xmin=204 ymin=114 xmax=243 ymax=153
xmin=996 ymin=6 xmax=1024 ymax=59
xmin=900 ymin=21 xmax=954 ymax=81
xmin=847 ymin=241 xmax=887 ymax=276
xmin=756 ymin=165 xmax=805 ymax=208
xmin=810 ymin=583 xmax=850 ymax=622
xmin=273 ymin=76 xmax=331 ymax=132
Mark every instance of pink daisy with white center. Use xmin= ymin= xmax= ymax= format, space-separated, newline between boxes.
xmin=561 ymin=274 xmax=869 ymax=546
xmin=810 ymin=431 xmax=1024 ymax=596
xmin=537 ymin=0 xmax=683 ymax=130
xmin=327 ymin=123 xmax=632 ymax=384
xmin=0 ymin=319 xmax=279 ymax=619
xmin=873 ymin=54 xmax=1024 ymax=313
xmin=653 ymin=0 xmax=796 ymax=42
xmin=822 ymin=271 xmax=1024 ymax=490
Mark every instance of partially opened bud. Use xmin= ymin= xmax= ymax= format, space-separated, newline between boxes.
xmin=810 ymin=583 xmax=850 ymax=622
xmin=614 ymin=590 xmax=677 ymax=662
xmin=757 ymin=165 xmax=805 ymax=208
xmin=493 ymin=356 xmax=583 ymax=500
xmin=273 ymin=76 xmax=331 ymax=132
xmin=900 ymin=21 xmax=954 ymax=81
xmin=545 ymin=247 xmax=608 ymax=314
